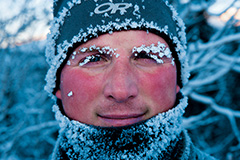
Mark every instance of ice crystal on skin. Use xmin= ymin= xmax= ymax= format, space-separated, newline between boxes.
xmin=67 ymin=91 xmax=73 ymax=97
xmin=132 ymin=42 xmax=173 ymax=65
xmin=51 ymin=95 xmax=188 ymax=159
xmin=67 ymin=60 xmax=71 ymax=66
xmin=89 ymin=45 xmax=97 ymax=51
xmin=80 ymin=47 xmax=88 ymax=53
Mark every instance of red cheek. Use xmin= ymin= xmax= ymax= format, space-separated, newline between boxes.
xmin=137 ymin=65 xmax=177 ymax=110
xmin=60 ymin=68 xmax=103 ymax=112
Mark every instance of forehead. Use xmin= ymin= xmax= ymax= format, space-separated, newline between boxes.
xmin=78 ymin=30 xmax=169 ymax=49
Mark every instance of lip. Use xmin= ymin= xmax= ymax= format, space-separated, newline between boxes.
xmin=98 ymin=113 xmax=146 ymax=127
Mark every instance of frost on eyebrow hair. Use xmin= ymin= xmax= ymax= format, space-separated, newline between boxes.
xmin=67 ymin=60 xmax=71 ymax=65
xmin=77 ymin=45 xmax=119 ymax=66
xmin=132 ymin=42 xmax=174 ymax=65
xmin=78 ymin=45 xmax=119 ymax=58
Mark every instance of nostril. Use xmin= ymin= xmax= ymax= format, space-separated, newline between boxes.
xmin=108 ymin=95 xmax=114 ymax=99
xmin=106 ymin=90 xmax=137 ymax=103
xmin=128 ymin=95 xmax=135 ymax=100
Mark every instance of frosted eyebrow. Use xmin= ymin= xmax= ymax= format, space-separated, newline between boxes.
xmin=77 ymin=45 xmax=119 ymax=58
xmin=132 ymin=42 xmax=175 ymax=65
xmin=132 ymin=42 xmax=172 ymax=57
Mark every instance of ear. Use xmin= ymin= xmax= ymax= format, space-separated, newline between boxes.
xmin=55 ymin=90 xmax=62 ymax=99
xmin=176 ymin=85 xmax=180 ymax=93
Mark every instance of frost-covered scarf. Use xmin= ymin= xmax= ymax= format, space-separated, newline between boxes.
xmin=52 ymin=95 xmax=188 ymax=159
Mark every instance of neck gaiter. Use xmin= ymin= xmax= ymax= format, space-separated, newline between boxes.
xmin=52 ymin=95 xmax=188 ymax=159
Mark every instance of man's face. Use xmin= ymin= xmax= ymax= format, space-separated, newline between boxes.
xmin=56 ymin=30 xmax=180 ymax=127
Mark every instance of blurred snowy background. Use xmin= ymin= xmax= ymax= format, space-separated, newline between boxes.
xmin=0 ymin=0 xmax=240 ymax=159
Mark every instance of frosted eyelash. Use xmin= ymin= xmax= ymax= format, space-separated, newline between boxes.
xmin=79 ymin=55 xmax=95 ymax=66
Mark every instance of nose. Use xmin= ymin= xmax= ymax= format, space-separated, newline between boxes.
xmin=103 ymin=60 xmax=138 ymax=103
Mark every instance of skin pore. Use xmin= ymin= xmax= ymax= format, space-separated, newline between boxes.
xmin=56 ymin=30 xmax=180 ymax=127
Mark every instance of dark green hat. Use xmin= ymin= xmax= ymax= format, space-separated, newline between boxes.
xmin=45 ymin=0 xmax=189 ymax=98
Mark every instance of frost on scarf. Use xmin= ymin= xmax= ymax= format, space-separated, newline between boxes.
xmin=51 ymin=96 xmax=188 ymax=159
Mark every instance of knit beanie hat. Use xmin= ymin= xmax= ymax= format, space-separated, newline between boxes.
xmin=45 ymin=0 xmax=189 ymax=98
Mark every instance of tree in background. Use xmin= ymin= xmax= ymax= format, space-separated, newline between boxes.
xmin=0 ymin=0 xmax=57 ymax=159
xmin=0 ymin=0 xmax=239 ymax=159
xmin=0 ymin=0 xmax=51 ymax=48
xmin=172 ymin=0 xmax=240 ymax=159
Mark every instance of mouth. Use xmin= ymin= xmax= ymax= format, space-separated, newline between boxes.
xmin=98 ymin=113 xmax=146 ymax=127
